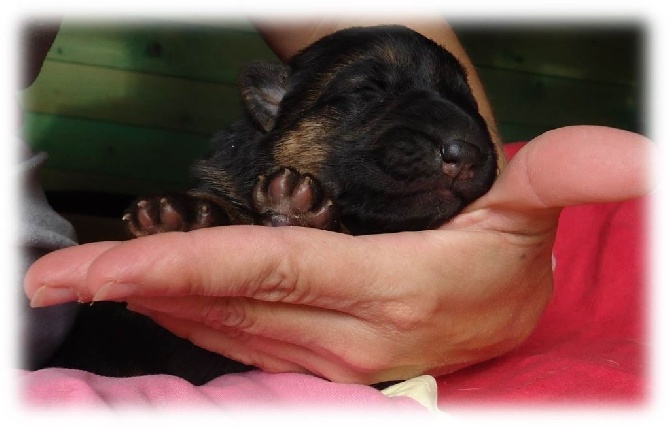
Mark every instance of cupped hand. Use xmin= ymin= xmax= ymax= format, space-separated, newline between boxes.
xmin=24 ymin=126 xmax=652 ymax=384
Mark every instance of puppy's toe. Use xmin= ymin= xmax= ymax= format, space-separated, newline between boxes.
xmin=252 ymin=167 xmax=338 ymax=230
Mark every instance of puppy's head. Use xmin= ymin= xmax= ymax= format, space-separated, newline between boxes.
xmin=239 ymin=25 xmax=498 ymax=234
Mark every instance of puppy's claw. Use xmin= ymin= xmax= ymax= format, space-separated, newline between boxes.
xmin=309 ymin=199 xmax=336 ymax=229
xmin=190 ymin=203 xmax=216 ymax=229
xmin=135 ymin=200 xmax=157 ymax=232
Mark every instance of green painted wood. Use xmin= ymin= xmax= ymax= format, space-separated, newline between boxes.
xmin=22 ymin=112 xmax=212 ymax=192
xmin=496 ymin=122 xmax=553 ymax=143
xmin=49 ymin=21 xmax=641 ymax=89
xmin=478 ymin=67 xmax=641 ymax=135
xmin=48 ymin=20 xmax=279 ymax=84
xmin=21 ymin=22 xmax=643 ymax=199
xmin=455 ymin=24 xmax=643 ymax=138
xmin=22 ymin=60 xmax=242 ymax=135
xmin=22 ymin=57 xmax=640 ymax=143
xmin=38 ymin=168 xmax=185 ymax=195
xmin=454 ymin=24 xmax=642 ymax=86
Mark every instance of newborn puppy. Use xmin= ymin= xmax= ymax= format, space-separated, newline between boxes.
xmin=45 ymin=25 xmax=498 ymax=385
xmin=124 ymin=25 xmax=498 ymax=237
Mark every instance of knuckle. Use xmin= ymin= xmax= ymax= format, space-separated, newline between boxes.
xmin=255 ymin=244 xmax=314 ymax=305
xmin=200 ymin=298 xmax=255 ymax=331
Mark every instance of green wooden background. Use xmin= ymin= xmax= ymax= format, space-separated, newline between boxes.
xmin=20 ymin=19 xmax=643 ymax=212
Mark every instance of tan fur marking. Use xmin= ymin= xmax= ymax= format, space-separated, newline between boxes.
xmin=273 ymin=117 xmax=336 ymax=175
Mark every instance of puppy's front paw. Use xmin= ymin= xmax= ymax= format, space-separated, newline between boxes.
xmin=252 ymin=167 xmax=337 ymax=230
xmin=123 ymin=194 xmax=225 ymax=237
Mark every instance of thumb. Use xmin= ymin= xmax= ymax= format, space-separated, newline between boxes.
xmin=472 ymin=125 xmax=653 ymax=213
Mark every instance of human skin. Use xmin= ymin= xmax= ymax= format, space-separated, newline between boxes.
xmin=24 ymin=124 xmax=651 ymax=384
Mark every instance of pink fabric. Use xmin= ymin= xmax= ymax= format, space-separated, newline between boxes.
xmin=19 ymin=368 xmax=423 ymax=410
xmin=435 ymin=142 xmax=647 ymax=407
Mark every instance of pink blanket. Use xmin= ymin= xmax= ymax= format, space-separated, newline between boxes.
xmin=19 ymin=368 xmax=422 ymax=410
xmin=19 ymin=143 xmax=646 ymax=410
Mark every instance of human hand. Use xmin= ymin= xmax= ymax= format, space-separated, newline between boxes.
xmin=24 ymin=125 xmax=651 ymax=384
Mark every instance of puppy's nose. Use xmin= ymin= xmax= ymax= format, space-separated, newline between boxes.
xmin=440 ymin=139 xmax=482 ymax=180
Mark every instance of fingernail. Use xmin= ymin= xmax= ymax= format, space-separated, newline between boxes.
xmin=30 ymin=286 xmax=79 ymax=307
xmin=93 ymin=282 xmax=140 ymax=302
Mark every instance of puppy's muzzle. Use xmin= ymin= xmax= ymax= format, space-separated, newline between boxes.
xmin=440 ymin=138 xmax=482 ymax=180
xmin=376 ymin=90 xmax=494 ymax=185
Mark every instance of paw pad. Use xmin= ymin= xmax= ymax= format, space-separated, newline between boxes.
xmin=252 ymin=167 xmax=337 ymax=230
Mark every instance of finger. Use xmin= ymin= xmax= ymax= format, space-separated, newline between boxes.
xmin=81 ymin=226 xmax=445 ymax=310
xmin=126 ymin=295 xmax=364 ymax=343
xmin=473 ymin=125 xmax=652 ymax=212
xmin=126 ymin=285 xmax=434 ymax=381
xmin=131 ymin=303 xmax=421 ymax=384
xmin=131 ymin=306 xmax=309 ymax=375
xmin=24 ymin=241 xmax=121 ymax=306
xmin=125 ymin=279 xmax=532 ymax=383
xmin=125 ymin=294 xmax=385 ymax=362
xmin=450 ymin=126 xmax=653 ymax=233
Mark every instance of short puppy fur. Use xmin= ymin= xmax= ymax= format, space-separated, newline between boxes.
xmin=124 ymin=25 xmax=498 ymax=237
xmin=45 ymin=25 xmax=499 ymax=385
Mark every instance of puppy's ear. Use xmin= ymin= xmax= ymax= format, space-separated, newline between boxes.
xmin=238 ymin=62 xmax=289 ymax=132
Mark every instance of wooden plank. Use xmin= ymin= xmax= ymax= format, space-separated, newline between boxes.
xmin=49 ymin=21 xmax=641 ymax=87
xmin=477 ymin=67 xmax=642 ymax=134
xmin=22 ymin=112 xmax=212 ymax=192
xmin=48 ymin=20 xmax=279 ymax=84
xmin=22 ymin=23 xmax=643 ymax=196
xmin=23 ymin=58 xmax=641 ymax=143
xmin=453 ymin=23 xmax=642 ymax=86
xmin=48 ymin=21 xmax=642 ymax=88
xmin=497 ymin=122 xmax=553 ymax=143
xmin=22 ymin=60 xmax=243 ymax=135
xmin=37 ymin=168 xmax=186 ymax=195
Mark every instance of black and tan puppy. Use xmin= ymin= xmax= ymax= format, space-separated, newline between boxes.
xmin=124 ymin=25 xmax=497 ymax=237
xmin=45 ymin=25 xmax=498 ymax=385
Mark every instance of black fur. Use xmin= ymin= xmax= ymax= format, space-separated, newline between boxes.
xmin=43 ymin=25 xmax=498 ymax=385
xmin=125 ymin=25 xmax=497 ymax=236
